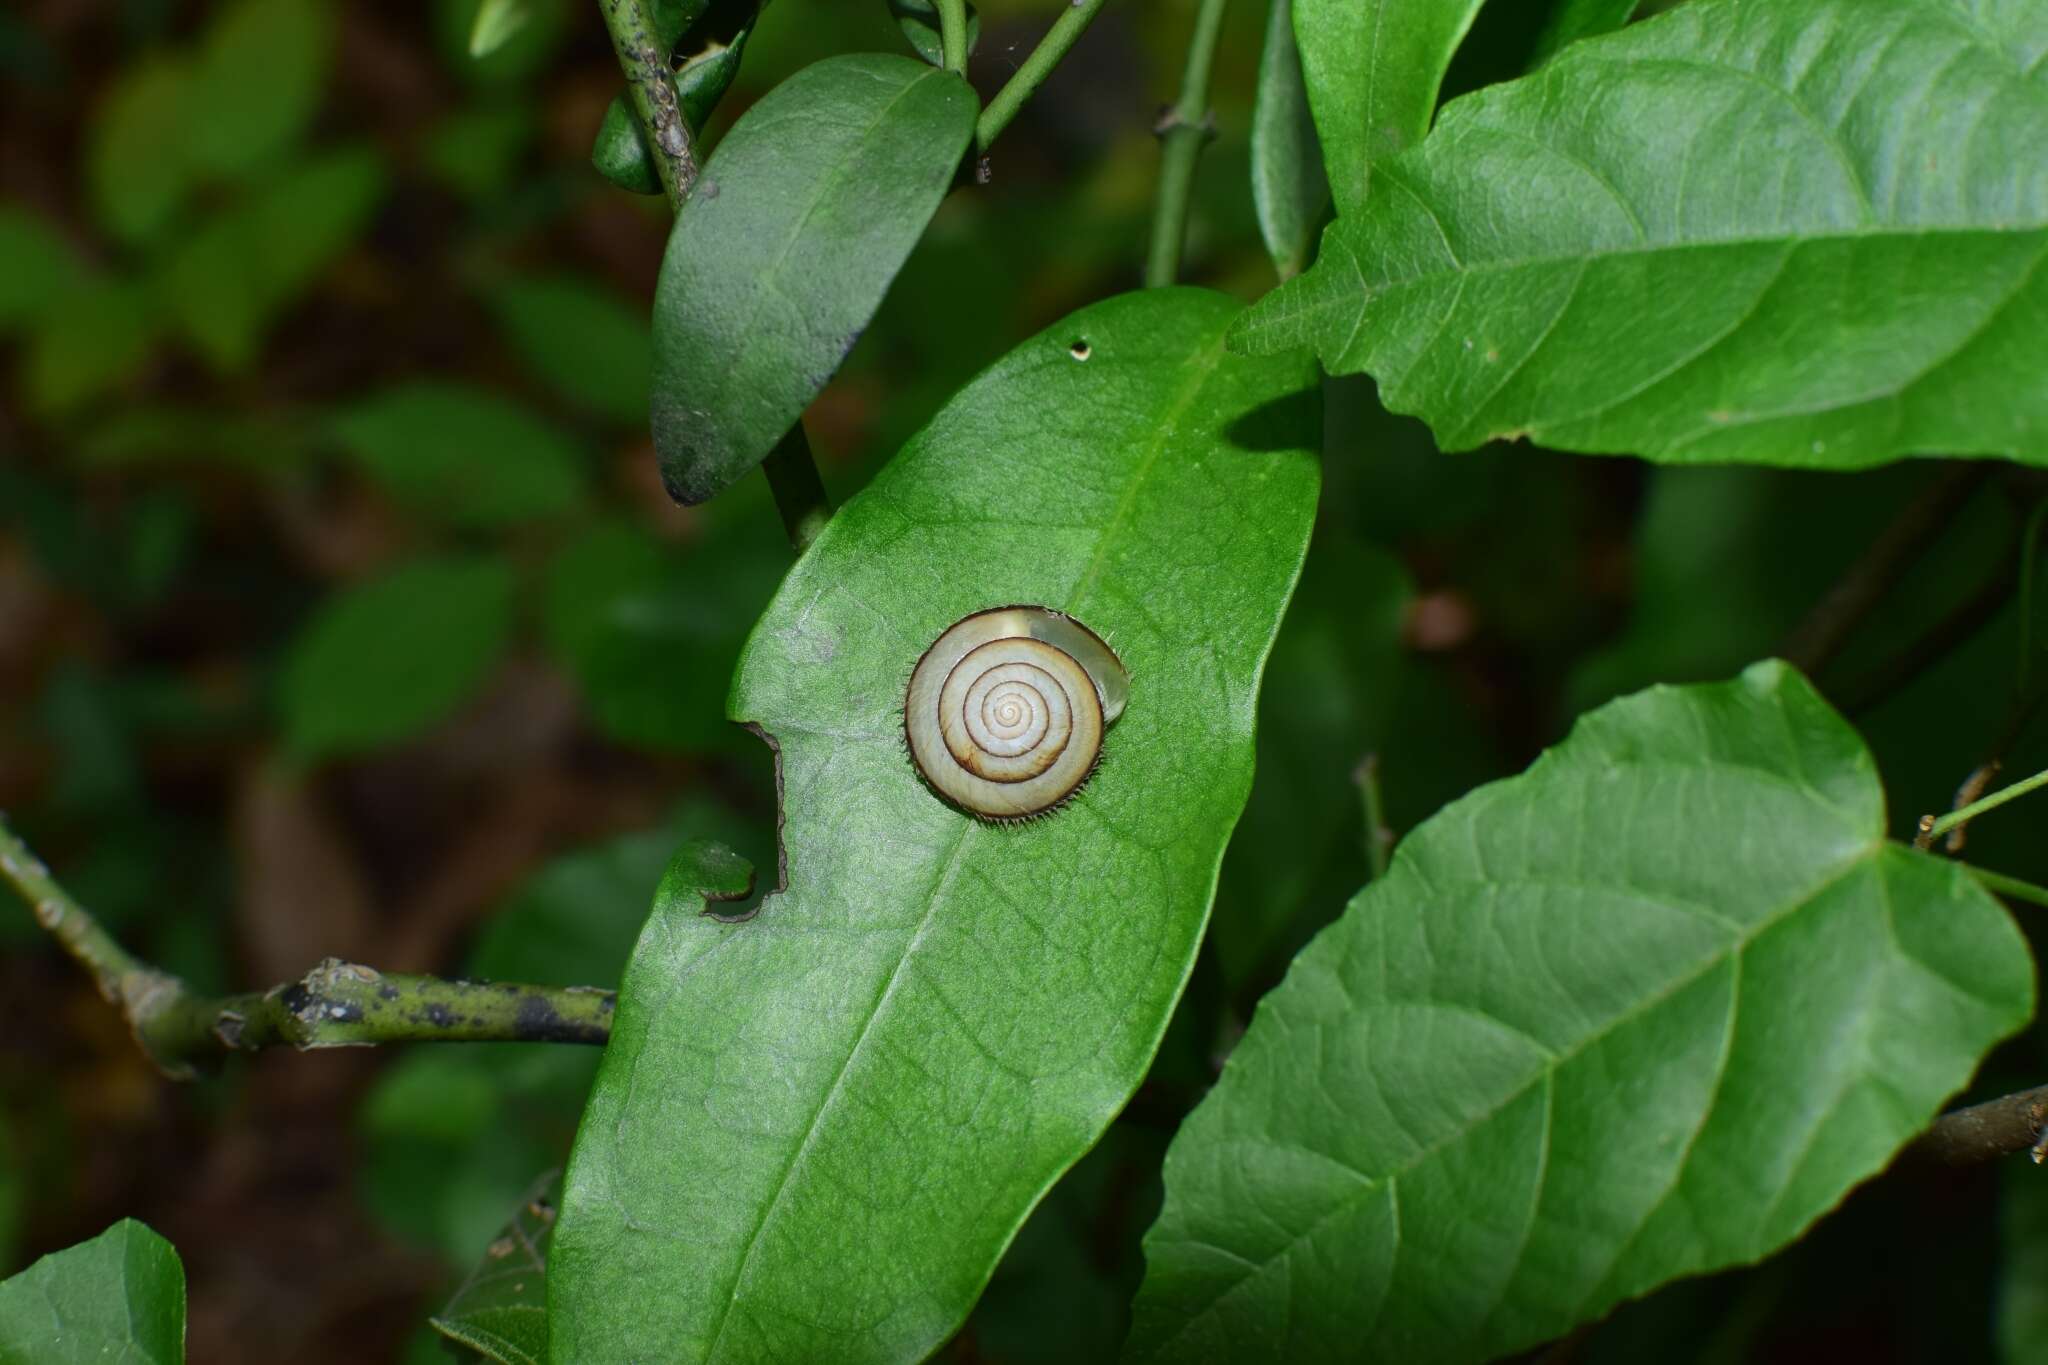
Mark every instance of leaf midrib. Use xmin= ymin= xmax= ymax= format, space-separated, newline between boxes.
xmin=1136 ymin=833 xmax=1876 ymax=1363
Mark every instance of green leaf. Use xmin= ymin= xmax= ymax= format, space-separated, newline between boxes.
xmin=483 ymin=277 xmax=651 ymax=424
xmin=890 ymin=0 xmax=980 ymax=67
xmin=1529 ymin=0 xmax=1642 ymax=65
xmin=21 ymin=279 xmax=156 ymax=415
xmin=430 ymin=1173 xmax=559 ymax=1365
xmin=424 ymin=105 xmax=536 ymax=200
xmin=0 ymin=1219 xmax=185 ymax=1363
xmin=1251 ymin=0 xmax=1329 ymax=281
xmin=160 ymin=147 xmax=386 ymax=374
xmin=279 ymin=555 xmax=517 ymax=761
xmin=650 ymin=53 xmax=977 ymax=504
xmin=1127 ymin=662 xmax=2035 ymax=1364
xmin=469 ymin=0 xmax=532 ymax=57
xmin=186 ymin=0 xmax=335 ymax=177
xmin=550 ymin=288 xmax=1321 ymax=1361
xmin=1234 ymin=0 xmax=2048 ymax=469
xmin=330 ymin=383 xmax=587 ymax=527
xmin=87 ymin=55 xmax=194 ymax=245
xmin=1291 ymin=0 xmax=1485 ymax=211
xmin=0 ymin=208 xmax=87 ymax=332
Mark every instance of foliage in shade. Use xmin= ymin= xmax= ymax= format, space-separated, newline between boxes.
xmin=330 ymin=383 xmax=587 ymax=527
xmin=0 ymin=1219 xmax=185 ymax=1363
xmin=1126 ymin=662 xmax=2034 ymax=1364
xmin=550 ymin=289 xmax=1320 ymax=1362
xmin=484 ymin=276 xmax=652 ymax=424
xmin=1529 ymin=0 xmax=1644 ymax=65
xmin=649 ymin=53 xmax=976 ymax=504
xmin=430 ymin=1173 xmax=560 ymax=1365
xmin=278 ymin=555 xmax=517 ymax=761
xmin=1234 ymin=0 xmax=2048 ymax=469
xmin=1250 ymin=0 xmax=1328 ymax=281
xmin=1289 ymin=0 xmax=1486 ymax=211
xmin=0 ymin=209 xmax=86 ymax=331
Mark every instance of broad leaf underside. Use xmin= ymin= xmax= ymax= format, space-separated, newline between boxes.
xmin=1128 ymin=662 xmax=2033 ymax=1364
xmin=1237 ymin=0 xmax=2048 ymax=468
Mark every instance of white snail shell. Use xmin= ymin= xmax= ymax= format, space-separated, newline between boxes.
xmin=905 ymin=606 xmax=1129 ymax=821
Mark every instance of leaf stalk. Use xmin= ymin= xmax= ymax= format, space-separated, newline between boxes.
xmin=1144 ymin=0 xmax=1229 ymax=287
xmin=975 ymin=0 xmax=1112 ymax=154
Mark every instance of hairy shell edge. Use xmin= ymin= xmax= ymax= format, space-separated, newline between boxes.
xmin=904 ymin=606 xmax=1128 ymax=822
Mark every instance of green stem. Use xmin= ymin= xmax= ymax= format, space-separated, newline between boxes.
xmin=598 ymin=0 xmax=695 ymax=207
xmin=762 ymin=424 xmax=832 ymax=554
xmin=1355 ymin=753 xmax=1391 ymax=882
xmin=1927 ymin=765 xmax=2048 ymax=842
xmin=1 ymin=815 xmax=614 ymax=1078
xmin=1965 ymin=864 xmax=2048 ymax=912
xmin=594 ymin=0 xmax=831 ymax=553
xmin=935 ymin=0 xmax=969 ymax=76
xmin=975 ymin=0 xmax=1112 ymax=154
xmin=1145 ymin=0 xmax=1230 ymax=287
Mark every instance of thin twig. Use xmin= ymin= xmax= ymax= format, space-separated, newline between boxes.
xmin=1907 ymin=1083 xmax=2048 ymax=1166
xmin=1780 ymin=464 xmax=1988 ymax=676
xmin=976 ymin=0 xmax=1113 ymax=154
xmin=762 ymin=424 xmax=832 ymax=554
xmin=1 ymin=815 xmax=613 ymax=1078
xmin=1353 ymin=753 xmax=1392 ymax=882
xmin=1921 ymin=767 xmax=2048 ymax=844
xmin=599 ymin=0 xmax=696 ymax=206
xmin=1144 ymin=0 xmax=1230 ymax=287
xmin=1965 ymin=863 xmax=2048 ymax=910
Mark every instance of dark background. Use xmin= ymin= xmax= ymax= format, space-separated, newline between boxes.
xmin=3 ymin=1 xmax=2046 ymax=1360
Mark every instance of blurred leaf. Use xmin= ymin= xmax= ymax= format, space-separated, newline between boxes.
xmin=890 ymin=0 xmax=980 ymax=66
xmin=423 ymin=105 xmax=536 ymax=200
xmin=549 ymin=289 xmax=1320 ymax=1361
xmin=1251 ymin=0 xmax=1328 ymax=281
xmin=468 ymin=0 xmax=532 ymax=58
xmin=186 ymin=0 xmax=335 ymax=177
xmin=1128 ymin=662 xmax=2034 ymax=1364
xmin=651 ymin=54 xmax=976 ymax=503
xmin=436 ymin=0 xmax=567 ymax=85
xmin=591 ymin=28 xmax=753 ymax=196
xmin=2002 ymin=1162 xmax=2048 ymax=1364
xmin=0 ymin=208 xmax=86 ymax=331
xmin=330 ymin=383 xmax=587 ymax=527
xmin=22 ymin=278 xmax=155 ymax=414
xmin=431 ymin=1172 xmax=560 ymax=1365
xmin=0 ymin=1219 xmax=185 ymax=1363
xmin=540 ymin=513 xmax=788 ymax=752
xmin=278 ymin=555 xmax=516 ymax=761
xmin=1529 ymin=0 xmax=1642 ymax=64
xmin=87 ymin=54 xmax=193 ymax=244
xmin=1213 ymin=534 xmax=1408 ymax=990
xmin=1291 ymin=0 xmax=1485 ymax=209
xmin=161 ymin=147 xmax=386 ymax=373
xmin=1234 ymin=0 xmax=2048 ymax=469
xmin=72 ymin=406 xmax=308 ymax=470
xmin=484 ymin=277 xmax=651 ymax=424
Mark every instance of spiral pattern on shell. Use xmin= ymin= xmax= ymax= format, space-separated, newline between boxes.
xmin=905 ymin=607 xmax=1129 ymax=821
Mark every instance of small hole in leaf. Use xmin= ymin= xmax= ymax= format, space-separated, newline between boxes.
xmin=1069 ymin=340 xmax=1091 ymax=361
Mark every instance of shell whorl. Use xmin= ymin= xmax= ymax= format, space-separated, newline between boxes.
xmin=905 ymin=607 xmax=1128 ymax=822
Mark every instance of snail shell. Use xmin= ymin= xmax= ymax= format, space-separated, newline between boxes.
xmin=905 ymin=606 xmax=1129 ymax=822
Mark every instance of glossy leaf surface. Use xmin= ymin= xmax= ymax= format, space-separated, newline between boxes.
xmin=1234 ymin=0 xmax=2048 ymax=468
xmin=1251 ymin=0 xmax=1329 ymax=280
xmin=551 ymin=289 xmax=1320 ymax=1362
xmin=1128 ymin=663 xmax=2033 ymax=1364
xmin=650 ymin=54 xmax=976 ymax=504
xmin=0 ymin=1219 xmax=185 ymax=1363
xmin=1291 ymin=0 xmax=1485 ymax=209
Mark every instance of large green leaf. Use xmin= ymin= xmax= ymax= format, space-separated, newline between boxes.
xmin=278 ymin=555 xmax=517 ymax=761
xmin=650 ymin=54 xmax=976 ymax=504
xmin=0 ymin=1219 xmax=185 ymax=1363
xmin=550 ymin=289 xmax=1320 ymax=1362
xmin=1291 ymin=0 xmax=1486 ymax=210
xmin=1234 ymin=0 xmax=2048 ymax=468
xmin=1127 ymin=661 xmax=2034 ymax=1364
xmin=1251 ymin=0 xmax=1329 ymax=281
